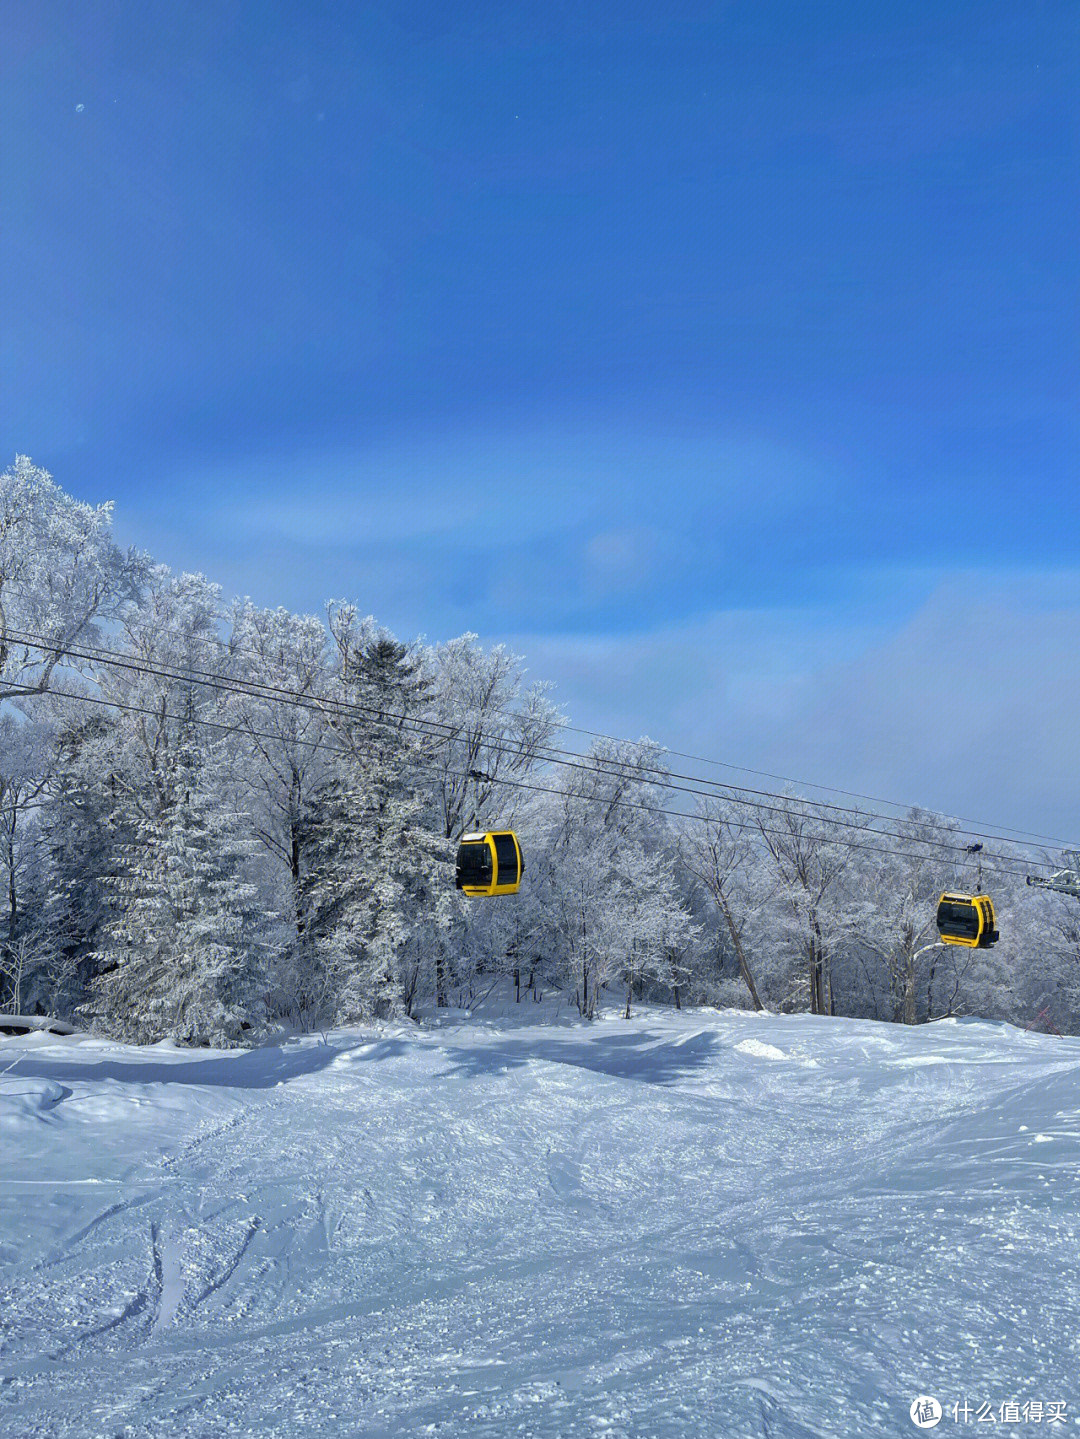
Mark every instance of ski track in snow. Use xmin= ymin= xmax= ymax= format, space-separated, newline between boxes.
xmin=1 ymin=1008 xmax=1079 ymax=1438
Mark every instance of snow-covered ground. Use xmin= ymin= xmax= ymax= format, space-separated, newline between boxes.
xmin=2 ymin=998 xmax=1079 ymax=1438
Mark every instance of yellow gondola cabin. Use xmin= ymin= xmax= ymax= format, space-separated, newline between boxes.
xmin=936 ymin=892 xmax=999 ymax=948
xmin=455 ymin=831 xmax=524 ymax=897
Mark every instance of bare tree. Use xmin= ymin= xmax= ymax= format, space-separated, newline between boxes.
xmin=425 ymin=634 xmax=564 ymax=840
xmin=0 ymin=456 xmax=141 ymax=699
xmin=754 ymin=792 xmax=867 ymax=1016
xmin=838 ymin=808 xmax=953 ymax=1023
xmin=680 ymin=794 xmax=766 ymax=1010
xmin=223 ymin=602 xmax=330 ymax=939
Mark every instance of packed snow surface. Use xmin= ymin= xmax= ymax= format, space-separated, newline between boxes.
xmin=1 ymin=1001 xmax=1079 ymax=1438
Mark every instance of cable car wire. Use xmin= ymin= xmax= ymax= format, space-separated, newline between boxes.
xmin=0 ymin=574 xmax=1073 ymax=850
xmin=0 ymin=615 xmax=1064 ymax=869
xmin=0 ymin=623 xmax=1064 ymax=873
xmin=14 ymin=681 xmax=1046 ymax=881
xmin=0 ymin=624 xmax=1060 ymax=877
xmin=0 ymin=663 xmax=1048 ymax=885
xmin=0 ymin=600 xmax=1064 ymax=863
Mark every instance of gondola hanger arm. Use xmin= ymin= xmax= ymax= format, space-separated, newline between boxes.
xmin=1026 ymin=849 xmax=1080 ymax=898
xmin=1027 ymin=871 xmax=1080 ymax=898
xmin=914 ymin=939 xmax=947 ymax=961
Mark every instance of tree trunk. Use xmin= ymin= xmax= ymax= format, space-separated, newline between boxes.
xmin=808 ymin=913 xmax=827 ymax=1015
xmin=580 ymin=896 xmax=589 ymax=1017
xmin=717 ymin=894 xmax=764 ymax=1011
xmin=290 ymin=823 xmax=304 ymax=938
xmin=926 ymin=949 xmax=939 ymax=1021
xmin=435 ymin=951 xmax=449 ymax=1008
xmin=902 ymin=960 xmax=917 ymax=1025
xmin=806 ymin=939 xmax=822 ymax=1015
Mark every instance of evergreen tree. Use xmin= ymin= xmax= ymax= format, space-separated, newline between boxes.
xmin=296 ymin=612 xmax=452 ymax=1022
xmin=91 ymin=740 xmax=273 ymax=1046
xmin=36 ymin=708 xmax=124 ymax=1016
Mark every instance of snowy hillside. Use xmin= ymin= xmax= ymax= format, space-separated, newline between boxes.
xmin=2 ymin=1004 xmax=1078 ymax=1438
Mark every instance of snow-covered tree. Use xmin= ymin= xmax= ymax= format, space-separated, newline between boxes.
xmin=222 ymin=601 xmax=331 ymax=941
xmin=0 ymin=456 xmax=140 ymax=697
xmin=534 ymin=829 xmax=621 ymax=1018
xmin=82 ymin=568 xmax=277 ymax=1043
xmin=92 ymin=740 xmax=274 ymax=1045
xmin=0 ymin=457 xmax=142 ymax=1014
xmin=833 ymin=808 xmax=957 ymax=1022
xmin=296 ymin=610 xmax=452 ymax=1021
xmin=425 ymin=634 xmax=564 ymax=840
xmin=37 ymin=706 xmax=122 ymax=1015
xmin=533 ymin=739 xmax=686 ymax=1017
xmin=614 ymin=842 xmax=697 ymax=1018
xmin=1018 ymin=881 xmax=1080 ymax=1032
xmin=753 ymin=793 xmax=867 ymax=1015
xmin=680 ymin=794 xmax=769 ymax=1010
xmin=0 ymin=711 xmax=53 ymax=938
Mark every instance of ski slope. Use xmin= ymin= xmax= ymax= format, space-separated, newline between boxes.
xmin=1 ymin=1001 xmax=1078 ymax=1438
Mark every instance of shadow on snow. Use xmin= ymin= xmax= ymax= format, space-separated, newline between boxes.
xmin=434 ymin=1027 xmax=722 ymax=1086
xmin=0 ymin=1037 xmax=377 ymax=1091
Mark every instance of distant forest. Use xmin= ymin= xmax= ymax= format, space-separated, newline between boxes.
xmin=2 ymin=457 xmax=1077 ymax=1043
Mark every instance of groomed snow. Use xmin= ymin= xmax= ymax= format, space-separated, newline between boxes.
xmin=1 ymin=1000 xmax=1079 ymax=1437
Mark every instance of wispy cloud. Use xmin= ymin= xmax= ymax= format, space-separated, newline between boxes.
xmin=507 ymin=570 xmax=1080 ymax=844
xmin=155 ymin=420 xmax=839 ymax=545
xmin=125 ymin=421 xmax=844 ymax=631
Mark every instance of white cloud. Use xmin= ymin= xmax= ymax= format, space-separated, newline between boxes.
xmin=158 ymin=420 xmax=840 ymax=550
xmin=507 ymin=570 xmax=1080 ymax=845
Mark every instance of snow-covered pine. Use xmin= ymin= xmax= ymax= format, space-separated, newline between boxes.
xmin=81 ymin=569 xmax=274 ymax=1043
xmin=0 ymin=709 xmax=54 ymax=1008
xmin=27 ymin=706 xmax=120 ymax=1014
xmin=90 ymin=737 xmax=273 ymax=1046
xmin=295 ymin=611 xmax=454 ymax=1022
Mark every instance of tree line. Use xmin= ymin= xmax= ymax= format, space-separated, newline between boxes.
xmin=2 ymin=457 xmax=1077 ymax=1043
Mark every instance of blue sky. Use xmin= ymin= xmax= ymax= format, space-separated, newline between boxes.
xmin=3 ymin=1 xmax=1078 ymax=837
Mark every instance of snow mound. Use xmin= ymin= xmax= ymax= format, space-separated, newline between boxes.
xmin=733 ymin=1037 xmax=787 ymax=1060
xmin=0 ymin=1076 xmax=68 ymax=1125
